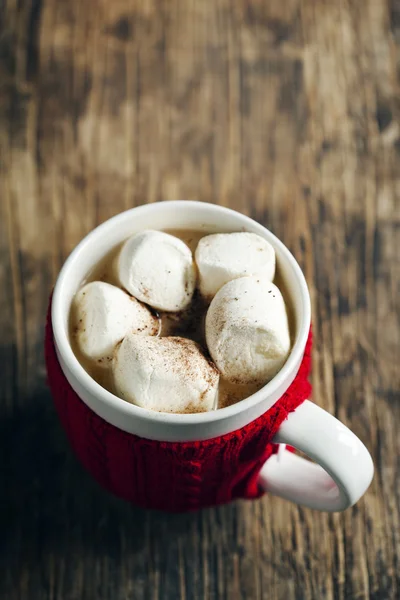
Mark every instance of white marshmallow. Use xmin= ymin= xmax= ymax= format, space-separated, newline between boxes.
xmin=205 ymin=277 xmax=291 ymax=384
xmin=195 ymin=232 xmax=275 ymax=300
xmin=113 ymin=335 xmax=219 ymax=413
xmin=73 ymin=281 xmax=159 ymax=362
xmin=118 ymin=230 xmax=196 ymax=312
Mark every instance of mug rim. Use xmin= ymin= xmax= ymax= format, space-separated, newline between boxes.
xmin=52 ymin=201 xmax=311 ymax=428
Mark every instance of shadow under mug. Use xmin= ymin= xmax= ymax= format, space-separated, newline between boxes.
xmin=50 ymin=201 xmax=373 ymax=512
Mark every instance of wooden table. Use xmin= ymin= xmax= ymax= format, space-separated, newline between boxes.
xmin=1 ymin=1 xmax=399 ymax=598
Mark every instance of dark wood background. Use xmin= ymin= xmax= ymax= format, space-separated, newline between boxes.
xmin=1 ymin=1 xmax=399 ymax=598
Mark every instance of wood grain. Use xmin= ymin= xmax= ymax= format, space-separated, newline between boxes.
xmin=0 ymin=0 xmax=399 ymax=598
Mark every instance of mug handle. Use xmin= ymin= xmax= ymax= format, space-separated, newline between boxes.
xmin=258 ymin=400 xmax=374 ymax=511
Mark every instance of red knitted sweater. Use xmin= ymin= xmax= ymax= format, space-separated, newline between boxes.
xmin=45 ymin=306 xmax=312 ymax=512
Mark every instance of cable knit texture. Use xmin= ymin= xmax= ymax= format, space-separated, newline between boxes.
xmin=45 ymin=302 xmax=312 ymax=512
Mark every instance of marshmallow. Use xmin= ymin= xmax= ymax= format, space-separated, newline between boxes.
xmin=195 ymin=232 xmax=275 ymax=299
xmin=73 ymin=281 xmax=159 ymax=362
xmin=118 ymin=230 xmax=196 ymax=312
xmin=205 ymin=277 xmax=290 ymax=384
xmin=113 ymin=334 xmax=219 ymax=413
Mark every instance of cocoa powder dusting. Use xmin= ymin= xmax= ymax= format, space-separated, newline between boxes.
xmin=69 ymin=229 xmax=293 ymax=411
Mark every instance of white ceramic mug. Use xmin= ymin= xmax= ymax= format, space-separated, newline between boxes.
xmin=52 ymin=201 xmax=374 ymax=511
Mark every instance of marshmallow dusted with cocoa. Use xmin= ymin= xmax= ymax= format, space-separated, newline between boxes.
xmin=195 ymin=232 xmax=275 ymax=300
xmin=113 ymin=334 xmax=219 ymax=413
xmin=205 ymin=277 xmax=290 ymax=384
xmin=73 ymin=281 xmax=159 ymax=362
xmin=118 ymin=230 xmax=196 ymax=312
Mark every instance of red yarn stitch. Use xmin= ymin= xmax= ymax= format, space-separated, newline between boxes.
xmin=45 ymin=303 xmax=312 ymax=512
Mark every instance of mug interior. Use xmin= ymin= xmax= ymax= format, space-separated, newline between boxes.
xmin=52 ymin=201 xmax=311 ymax=434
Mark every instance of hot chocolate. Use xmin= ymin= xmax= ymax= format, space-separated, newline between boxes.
xmin=69 ymin=229 xmax=293 ymax=412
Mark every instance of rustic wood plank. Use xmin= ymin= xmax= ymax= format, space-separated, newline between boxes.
xmin=0 ymin=0 xmax=399 ymax=598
